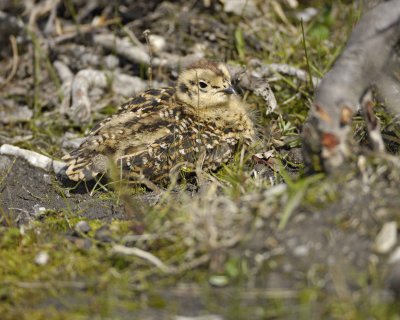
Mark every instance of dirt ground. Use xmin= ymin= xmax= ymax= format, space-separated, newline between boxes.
xmin=2 ymin=152 xmax=400 ymax=318
xmin=1 ymin=1 xmax=400 ymax=319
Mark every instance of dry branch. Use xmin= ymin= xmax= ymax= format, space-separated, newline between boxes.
xmin=249 ymin=59 xmax=321 ymax=86
xmin=0 ymin=144 xmax=65 ymax=175
xmin=229 ymin=65 xmax=278 ymax=114
xmin=94 ymin=34 xmax=204 ymax=70
xmin=111 ymin=244 xmax=171 ymax=272
xmin=0 ymin=35 xmax=19 ymax=89
xmin=303 ymin=0 xmax=400 ymax=171
xmin=62 ymin=68 xmax=148 ymax=124
xmin=93 ymin=34 xmax=151 ymax=65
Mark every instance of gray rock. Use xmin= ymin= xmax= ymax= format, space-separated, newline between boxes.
xmin=75 ymin=221 xmax=91 ymax=234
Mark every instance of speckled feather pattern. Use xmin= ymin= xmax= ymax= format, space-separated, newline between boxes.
xmin=62 ymin=61 xmax=255 ymax=183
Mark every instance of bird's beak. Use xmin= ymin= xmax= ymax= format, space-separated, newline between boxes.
xmin=220 ymin=86 xmax=237 ymax=95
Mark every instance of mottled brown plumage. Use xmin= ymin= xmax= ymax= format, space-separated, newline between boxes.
xmin=62 ymin=60 xmax=255 ymax=183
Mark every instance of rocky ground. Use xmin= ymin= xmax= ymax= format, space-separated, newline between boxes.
xmin=1 ymin=1 xmax=400 ymax=319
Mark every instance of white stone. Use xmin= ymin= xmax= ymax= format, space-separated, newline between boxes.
xmin=293 ymin=245 xmax=309 ymax=257
xmin=32 ymin=204 xmax=46 ymax=216
xmin=224 ymin=0 xmax=257 ymax=17
xmin=374 ymin=221 xmax=398 ymax=254
xmin=35 ymin=251 xmax=50 ymax=266
xmin=296 ymin=8 xmax=318 ymax=22
xmin=149 ymin=34 xmax=167 ymax=53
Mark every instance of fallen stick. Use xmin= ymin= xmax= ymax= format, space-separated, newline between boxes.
xmin=0 ymin=144 xmax=65 ymax=175
xmin=303 ymin=0 xmax=400 ymax=172
xmin=94 ymin=34 xmax=204 ymax=70
xmin=229 ymin=65 xmax=278 ymax=114
xmin=111 ymin=244 xmax=171 ymax=273
xmin=249 ymin=59 xmax=321 ymax=86
xmin=62 ymin=68 xmax=148 ymax=124
xmin=93 ymin=34 xmax=151 ymax=65
xmin=0 ymin=35 xmax=19 ymax=89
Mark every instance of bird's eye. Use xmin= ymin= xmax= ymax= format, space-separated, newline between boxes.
xmin=199 ymin=81 xmax=208 ymax=89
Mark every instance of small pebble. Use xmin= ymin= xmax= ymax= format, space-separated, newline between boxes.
xmin=104 ymin=54 xmax=119 ymax=69
xmin=293 ymin=245 xmax=309 ymax=257
xmin=208 ymin=275 xmax=229 ymax=287
xmin=149 ymin=34 xmax=167 ymax=53
xmin=374 ymin=221 xmax=397 ymax=254
xmin=0 ymin=104 xmax=33 ymax=124
xmin=94 ymin=225 xmax=113 ymax=243
xmin=296 ymin=7 xmax=318 ymax=22
xmin=32 ymin=204 xmax=46 ymax=216
xmin=223 ymin=0 xmax=257 ymax=17
xmin=35 ymin=251 xmax=49 ymax=266
xmin=73 ymin=238 xmax=92 ymax=250
xmin=75 ymin=221 xmax=91 ymax=234
xmin=43 ymin=174 xmax=52 ymax=185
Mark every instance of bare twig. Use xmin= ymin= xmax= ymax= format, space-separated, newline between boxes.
xmin=0 ymin=144 xmax=65 ymax=175
xmin=143 ymin=29 xmax=154 ymax=85
xmin=53 ymin=60 xmax=73 ymax=114
xmin=127 ymin=172 xmax=163 ymax=194
xmin=249 ymin=59 xmax=320 ymax=86
xmin=0 ymin=35 xmax=19 ymax=89
xmin=111 ymin=244 xmax=171 ymax=272
xmin=94 ymin=34 xmax=204 ymax=70
xmin=44 ymin=0 xmax=60 ymax=35
xmin=152 ymin=52 xmax=205 ymax=70
xmin=69 ymin=69 xmax=108 ymax=123
xmin=22 ymin=185 xmax=42 ymax=201
xmin=94 ymin=34 xmax=151 ymax=65
xmin=67 ymin=69 xmax=148 ymax=124
xmin=121 ymin=26 xmax=145 ymax=48
xmin=27 ymin=0 xmax=60 ymax=29
xmin=53 ymin=18 xmax=121 ymax=44
xmin=171 ymin=254 xmax=210 ymax=274
xmin=229 ymin=64 xmax=279 ymax=114
xmin=271 ymin=0 xmax=297 ymax=34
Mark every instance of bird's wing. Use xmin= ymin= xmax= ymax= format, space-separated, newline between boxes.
xmin=62 ymin=87 xmax=179 ymax=181
xmin=116 ymin=119 xmax=242 ymax=182
xmin=89 ymin=87 xmax=176 ymax=135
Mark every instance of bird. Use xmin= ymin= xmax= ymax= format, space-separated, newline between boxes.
xmin=62 ymin=60 xmax=256 ymax=184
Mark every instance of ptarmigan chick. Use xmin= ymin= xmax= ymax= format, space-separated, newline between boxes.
xmin=62 ymin=60 xmax=255 ymax=184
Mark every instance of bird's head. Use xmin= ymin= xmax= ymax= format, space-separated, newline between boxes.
xmin=176 ymin=60 xmax=237 ymax=109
